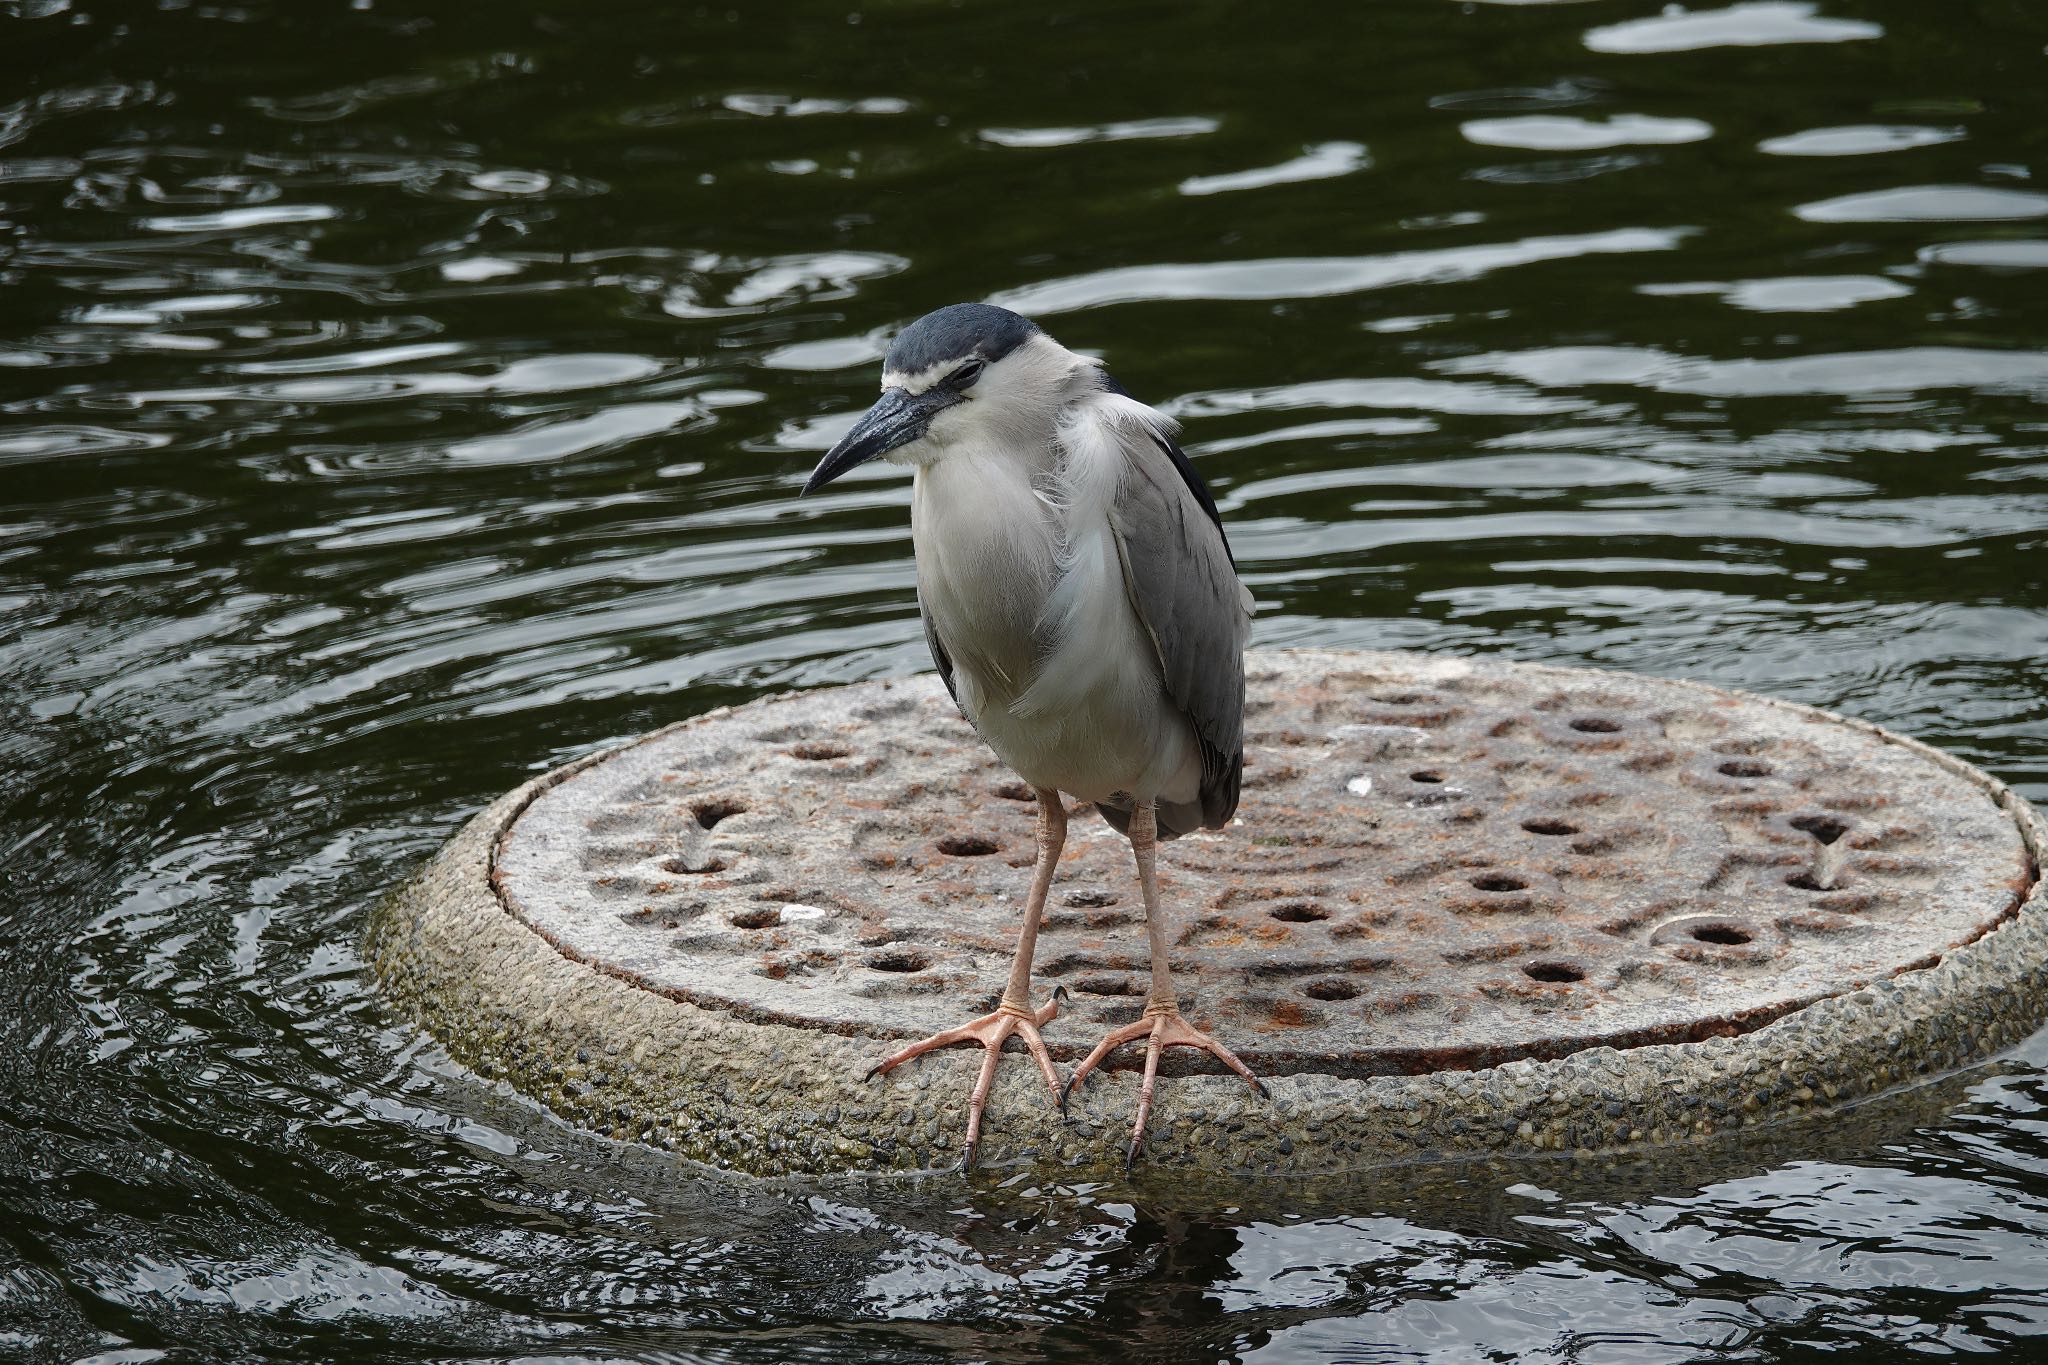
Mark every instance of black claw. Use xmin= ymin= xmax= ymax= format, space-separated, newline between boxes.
xmin=959 ymin=1140 xmax=979 ymax=1174
xmin=1124 ymin=1138 xmax=1142 ymax=1174
xmin=864 ymin=1063 xmax=884 ymax=1083
xmin=1058 ymin=1081 xmax=1073 ymax=1117
xmin=1252 ymin=1077 xmax=1271 ymax=1101
xmin=1052 ymin=984 xmax=1070 ymax=1005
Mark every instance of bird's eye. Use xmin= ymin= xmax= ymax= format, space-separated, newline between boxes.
xmin=952 ymin=357 xmax=986 ymax=389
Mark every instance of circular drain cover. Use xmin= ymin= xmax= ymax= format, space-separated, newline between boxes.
xmin=491 ymin=650 xmax=2032 ymax=1076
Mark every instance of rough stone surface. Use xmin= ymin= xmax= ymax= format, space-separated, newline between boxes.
xmin=491 ymin=652 xmax=2028 ymax=1074
xmin=366 ymin=649 xmax=2048 ymax=1179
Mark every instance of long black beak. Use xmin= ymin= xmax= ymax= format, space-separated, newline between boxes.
xmin=801 ymin=385 xmax=962 ymax=494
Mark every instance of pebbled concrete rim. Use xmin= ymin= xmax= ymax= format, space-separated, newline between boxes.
xmin=364 ymin=650 xmax=2048 ymax=1182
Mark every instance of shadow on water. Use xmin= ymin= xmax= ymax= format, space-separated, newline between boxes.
xmin=2 ymin=0 xmax=2046 ymax=1358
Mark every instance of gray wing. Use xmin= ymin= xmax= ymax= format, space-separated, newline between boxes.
xmin=918 ymin=590 xmax=962 ymax=710
xmin=1107 ymin=420 xmax=1250 ymax=835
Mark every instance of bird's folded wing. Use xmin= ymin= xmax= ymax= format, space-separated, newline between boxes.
xmin=1106 ymin=411 xmax=1251 ymax=827
xmin=917 ymin=589 xmax=961 ymax=709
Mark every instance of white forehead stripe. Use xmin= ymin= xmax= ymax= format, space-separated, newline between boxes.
xmin=880 ymin=358 xmax=954 ymax=395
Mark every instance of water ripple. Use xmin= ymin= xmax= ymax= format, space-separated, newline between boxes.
xmin=1179 ymin=142 xmax=1370 ymax=196
xmin=1586 ymin=2 xmax=1882 ymax=53
xmin=1462 ymin=114 xmax=1714 ymax=150
xmin=1759 ymin=124 xmax=1966 ymax=156
xmin=1797 ymin=185 xmax=2048 ymax=222
xmin=979 ymin=117 xmax=1219 ymax=149
xmin=994 ymin=228 xmax=1691 ymax=312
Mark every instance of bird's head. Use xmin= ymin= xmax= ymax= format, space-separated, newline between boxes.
xmin=802 ymin=302 xmax=1082 ymax=493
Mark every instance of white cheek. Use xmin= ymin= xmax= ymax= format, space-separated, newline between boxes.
xmin=920 ymin=399 xmax=980 ymax=451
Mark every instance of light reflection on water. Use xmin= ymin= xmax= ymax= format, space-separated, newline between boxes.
xmin=3 ymin=0 xmax=2047 ymax=1358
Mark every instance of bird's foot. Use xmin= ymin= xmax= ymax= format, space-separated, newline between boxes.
xmin=864 ymin=987 xmax=1066 ymax=1172
xmin=1060 ymin=1002 xmax=1267 ymax=1171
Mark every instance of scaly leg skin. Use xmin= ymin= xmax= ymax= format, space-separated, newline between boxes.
xmin=1061 ymin=798 xmax=1268 ymax=1171
xmin=865 ymin=786 xmax=1068 ymax=1171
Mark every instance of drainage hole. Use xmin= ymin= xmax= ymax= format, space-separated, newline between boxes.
xmin=728 ymin=907 xmax=781 ymax=930
xmin=1570 ymin=717 xmax=1622 ymax=733
xmin=1270 ymin=902 xmax=1330 ymax=923
xmin=1523 ymin=961 xmax=1584 ymax=983
xmin=1791 ymin=813 xmax=1848 ymax=845
xmin=1786 ymin=872 xmax=1830 ymax=891
xmin=1076 ymin=975 xmax=1140 ymax=997
xmin=661 ymin=856 xmax=726 ymax=875
xmin=1691 ymin=924 xmax=1752 ymax=945
xmin=1472 ymin=875 xmax=1528 ymax=893
xmin=1718 ymin=759 xmax=1772 ymax=778
xmin=866 ymin=950 xmax=930 ymax=973
xmin=788 ymin=741 xmax=851 ymax=761
xmin=936 ymin=834 xmax=999 ymax=857
xmin=1521 ymin=819 xmax=1578 ymax=837
xmin=1410 ymin=770 xmax=1445 ymax=784
xmin=992 ymin=781 xmax=1036 ymax=802
xmin=1304 ymin=979 xmax=1359 ymax=1001
xmin=693 ymin=798 xmax=746 ymax=830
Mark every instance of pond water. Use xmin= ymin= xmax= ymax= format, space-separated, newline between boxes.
xmin=5 ymin=0 xmax=2048 ymax=1358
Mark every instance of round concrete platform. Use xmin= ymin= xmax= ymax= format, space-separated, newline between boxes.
xmin=367 ymin=650 xmax=2048 ymax=1180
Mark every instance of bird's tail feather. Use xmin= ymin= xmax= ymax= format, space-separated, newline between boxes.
xmin=1093 ymin=793 xmax=1209 ymax=841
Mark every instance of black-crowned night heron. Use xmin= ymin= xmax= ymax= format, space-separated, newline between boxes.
xmin=802 ymin=303 xmax=1265 ymax=1169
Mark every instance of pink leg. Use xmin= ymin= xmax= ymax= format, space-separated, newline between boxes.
xmin=1060 ymin=799 xmax=1267 ymax=1169
xmin=866 ymin=785 xmax=1068 ymax=1170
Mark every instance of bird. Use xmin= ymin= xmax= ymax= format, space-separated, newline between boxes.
xmin=800 ymin=302 xmax=1265 ymax=1170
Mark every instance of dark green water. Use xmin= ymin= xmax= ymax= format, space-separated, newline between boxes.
xmin=5 ymin=0 xmax=2048 ymax=1358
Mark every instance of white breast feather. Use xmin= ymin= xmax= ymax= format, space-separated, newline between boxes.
xmin=1009 ymin=392 xmax=1167 ymax=723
